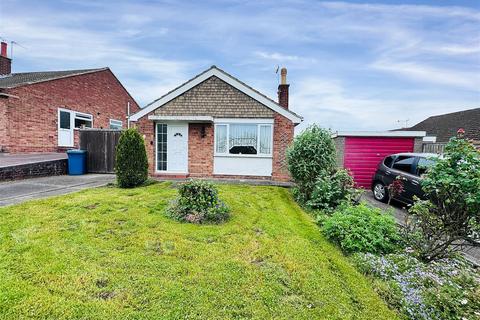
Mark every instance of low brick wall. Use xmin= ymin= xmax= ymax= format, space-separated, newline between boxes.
xmin=0 ymin=159 xmax=67 ymax=181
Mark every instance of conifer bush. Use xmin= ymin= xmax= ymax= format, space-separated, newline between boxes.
xmin=115 ymin=128 xmax=148 ymax=188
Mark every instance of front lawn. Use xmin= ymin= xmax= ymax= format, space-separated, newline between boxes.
xmin=0 ymin=183 xmax=397 ymax=319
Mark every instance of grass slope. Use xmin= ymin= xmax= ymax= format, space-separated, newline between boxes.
xmin=0 ymin=183 xmax=397 ymax=319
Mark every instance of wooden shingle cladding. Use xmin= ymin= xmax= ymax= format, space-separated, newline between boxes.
xmin=152 ymin=76 xmax=274 ymax=118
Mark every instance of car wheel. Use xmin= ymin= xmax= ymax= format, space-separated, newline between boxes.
xmin=373 ymin=182 xmax=389 ymax=203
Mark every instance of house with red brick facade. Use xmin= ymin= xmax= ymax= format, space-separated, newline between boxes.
xmin=130 ymin=66 xmax=302 ymax=182
xmin=0 ymin=41 xmax=139 ymax=154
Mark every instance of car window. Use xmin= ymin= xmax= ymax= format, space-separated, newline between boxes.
xmin=383 ymin=156 xmax=394 ymax=168
xmin=416 ymin=157 xmax=436 ymax=176
xmin=392 ymin=156 xmax=415 ymax=174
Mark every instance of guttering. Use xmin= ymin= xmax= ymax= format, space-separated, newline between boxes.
xmin=332 ymin=131 xmax=426 ymax=138
xmin=147 ymin=115 xmax=214 ymax=122
xmin=0 ymin=92 xmax=19 ymax=99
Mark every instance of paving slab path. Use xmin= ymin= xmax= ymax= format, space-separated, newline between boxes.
xmin=0 ymin=174 xmax=115 ymax=207
xmin=362 ymin=192 xmax=480 ymax=266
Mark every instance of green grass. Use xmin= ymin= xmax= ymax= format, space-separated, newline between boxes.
xmin=0 ymin=183 xmax=397 ymax=319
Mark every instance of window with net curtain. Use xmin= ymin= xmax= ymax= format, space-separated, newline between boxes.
xmin=215 ymin=123 xmax=272 ymax=155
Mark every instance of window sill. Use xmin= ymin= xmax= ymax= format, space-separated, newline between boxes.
xmin=214 ymin=154 xmax=272 ymax=159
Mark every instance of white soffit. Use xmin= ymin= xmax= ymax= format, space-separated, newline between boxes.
xmin=332 ymin=131 xmax=427 ymax=138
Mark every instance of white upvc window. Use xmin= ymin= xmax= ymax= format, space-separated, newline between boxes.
xmin=74 ymin=112 xmax=93 ymax=129
xmin=109 ymin=119 xmax=123 ymax=130
xmin=215 ymin=123 xmax=273 ymax=156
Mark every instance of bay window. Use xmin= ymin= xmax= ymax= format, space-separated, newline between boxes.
xmin=215 ymin=123 xmax=273 ymax=156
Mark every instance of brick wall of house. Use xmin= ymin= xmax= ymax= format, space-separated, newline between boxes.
xmin=135 ymin=117 xmax=156 ymax=174
xmin=188 ymin=123 xmax=214 ymax=177
xmin=272 ymin=113 xmax=294 ymax=182
xmin=1 ymin=69 xmax=139 ymax=153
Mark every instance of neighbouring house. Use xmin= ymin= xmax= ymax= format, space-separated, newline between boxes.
xmin=129 ymin=65 xmax=303 ymax=182
xmin=0 ymin=41 xmax=139 ymax=153
xmin=399 ymin=107 xmax=480 ymax=152
xmin=333 ymin=131 xmax=425 ymax=188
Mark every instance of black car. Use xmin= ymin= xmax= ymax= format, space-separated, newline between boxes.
xmin=371 ymin=153 xmax=438 ymax=204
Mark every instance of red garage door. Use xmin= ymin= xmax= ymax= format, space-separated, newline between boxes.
xmin=344 ymin=137 xmax=415 ymax=189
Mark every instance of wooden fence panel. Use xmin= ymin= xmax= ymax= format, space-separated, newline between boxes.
xmin=79 ymin=129 xmax=122 ymax=173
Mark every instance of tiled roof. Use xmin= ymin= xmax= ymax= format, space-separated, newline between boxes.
xmin=136 ymin=65 xmax=303 ymax=122
xmin=0 ymin=68 xmax=108 ymax=89
xmin=401 ymin=108 xmax=480 ymax=142
xmin=153 ymin=76 xmax=275 ymax=118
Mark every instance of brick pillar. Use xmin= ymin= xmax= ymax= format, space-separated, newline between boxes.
xmin=0 ymin=42 xmax=11 ymax=75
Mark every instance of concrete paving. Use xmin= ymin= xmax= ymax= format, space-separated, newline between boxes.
xmin=0 ymin=174 xmax=115 ymax=207
xmin=362 ymin=191 xmax=480 ymax=266
xmin=0 ymin=153 xmax=67 ymax=168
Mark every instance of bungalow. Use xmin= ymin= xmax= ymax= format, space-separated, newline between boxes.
xmin=130 ymin=66 xmax=303 ymax=182
xmin=0 ymin=41 xmax=139 ymax=153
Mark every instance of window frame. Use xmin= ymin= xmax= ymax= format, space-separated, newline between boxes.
xmin=156 ymin=123 xmax=168 ymax=171
xmin=109 ymin=119 xmax=123 ymax=130
xmin=214 ymin=122 xmax=274 ymax=157
xmin=73 ymin=111 xmax=93 ymax=129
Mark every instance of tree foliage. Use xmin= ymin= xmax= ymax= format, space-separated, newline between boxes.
xmin=406 ymin=137 xmax=480 ymax=261
xmin=115 ymin=128 xmax=149 ymax=188
xmin=286 ymin=124 xmax=337 ymax=203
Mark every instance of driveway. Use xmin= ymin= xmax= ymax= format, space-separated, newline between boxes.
xmin=0 ymin=174 xmax=115 ymax=207
xmin=363 ymin=191 xmax=480 ymax=266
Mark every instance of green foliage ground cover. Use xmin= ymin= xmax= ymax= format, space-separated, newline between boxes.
xmin=0 ymin=183 xmax=396 ymax=319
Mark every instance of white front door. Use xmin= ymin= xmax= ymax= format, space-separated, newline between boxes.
xmin=58 ymin=109 xmax=74 ymax=147
xmin=159 ymin=123 xmax=188 ymax=173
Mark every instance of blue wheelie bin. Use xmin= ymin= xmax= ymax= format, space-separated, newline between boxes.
xmin=66 ymin=150 xmax=87 ymax=175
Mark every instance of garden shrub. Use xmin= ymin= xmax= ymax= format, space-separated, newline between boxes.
xmin=115 ymin=128 xmax=148 ymax=188
xmin=353 ymin=252 xmax=480 ymax=320
xmin=306 ymin=169 xmax=361 ymax=213
xmin=166 ymin=180 xmax=230 ymax=224
xmin=322 ymin=204 xmax=400 ymax=254
xmin=286 ymin=124 xmax=337 ymax=203
xmin=405 ymin=136 xmax=480 ymax=261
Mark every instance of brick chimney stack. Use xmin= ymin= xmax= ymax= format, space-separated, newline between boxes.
xmin=0 ymin=42 xmax=12 ymax=75
xmin=277 ymin=67 xmax=289 ymax=109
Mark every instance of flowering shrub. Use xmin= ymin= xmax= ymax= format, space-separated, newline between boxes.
xmin=166 ymin=180 xmax=230 ymax=224
xmin=322 ymin=204 xmax=400 ymax=254
xmin=387 ymin=176 xmax=406 ymax=205
xmin=406 ymin=137 xmax=480 ymax=261
xmin=353 ymin=252 xmax=480 ymax=320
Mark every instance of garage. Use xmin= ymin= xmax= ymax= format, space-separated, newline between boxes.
xmin=333 ymin=131 xmax=426 ymax=189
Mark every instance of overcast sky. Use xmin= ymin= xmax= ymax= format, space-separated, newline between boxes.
xmin=1 ymin=0 xmax=479 ymax=132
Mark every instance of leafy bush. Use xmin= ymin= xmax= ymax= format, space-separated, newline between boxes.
xmin=322 ymin=204 xmax=400 ymax=254
xmin=405 ymin=136 xmax=480 ymax=261
xmin=353 ymin=252 xmax=480 ymax=320
xmin=306 ymin=169 xmax=361 ymax=213
xmin=286 ymin=124 xmax=337 ymax=202
xmin=115 ymin=128 xmax=148 ymax=188
xmin=166 ymin=180 xmax=230 ymax=224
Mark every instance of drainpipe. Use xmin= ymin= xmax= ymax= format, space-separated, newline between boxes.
xmin=127 ymin=101 xmax=131 ymax=129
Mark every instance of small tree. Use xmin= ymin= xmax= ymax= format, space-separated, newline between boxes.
xmin=115 ymin=128 xmax=148 ymax=188
xmin=286 ymin=124 xmax=337 ymax=203
xmin=405 ymin=136 xmax=480 ymax=261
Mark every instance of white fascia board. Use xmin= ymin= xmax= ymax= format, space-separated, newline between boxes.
xmin=332 ymin=131 xmax=427 ymax=138
xmin=213 ymin=118 xmax=274 ymax=124
xmin=129 ymin=68 xmax=303 ymax=124
xmin=148 ymin=115 xmax=213 ymax=122
xmin=423 ymin=136 xmax=437 ymax=143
